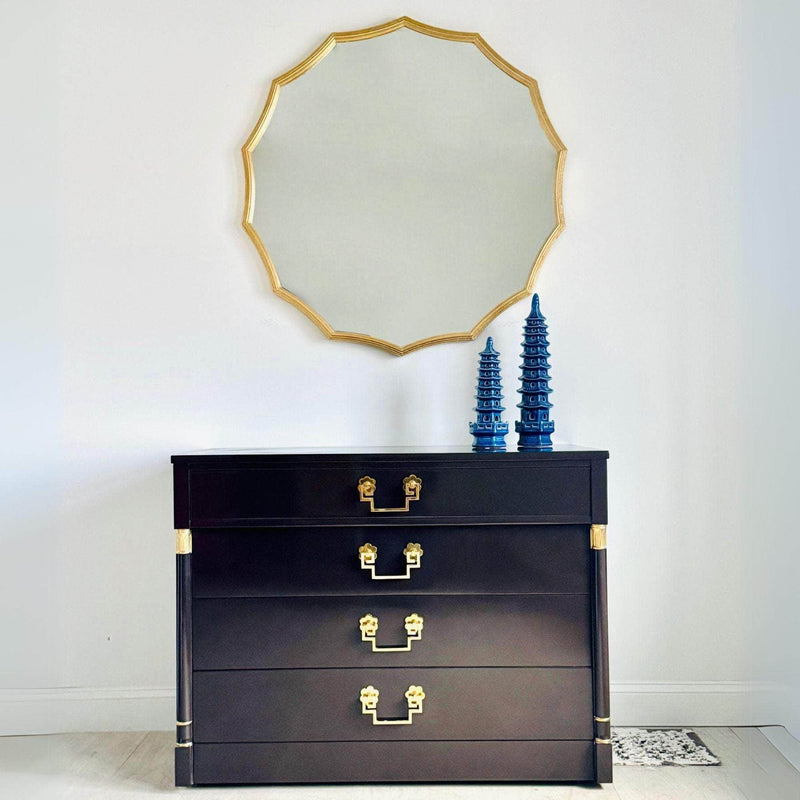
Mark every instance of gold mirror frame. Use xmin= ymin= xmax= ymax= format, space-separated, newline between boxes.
xmin=242 ymin=16 xmax=566 ymax=356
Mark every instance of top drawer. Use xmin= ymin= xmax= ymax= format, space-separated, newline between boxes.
xmin=172 ymin=451 xmax=607 ymax=527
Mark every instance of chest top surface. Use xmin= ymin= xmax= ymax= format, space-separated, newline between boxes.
xmin=171 ymin=445 xmax=608 ymax=467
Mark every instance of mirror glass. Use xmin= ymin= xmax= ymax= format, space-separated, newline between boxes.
xmin=243 ymin=19 xmax=565 ymax=354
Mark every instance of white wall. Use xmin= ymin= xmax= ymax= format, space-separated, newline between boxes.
xmin=1 ymin=0 xmax=797 ymax=736
xmin=739 ymin=0 xmax=800 ymax=736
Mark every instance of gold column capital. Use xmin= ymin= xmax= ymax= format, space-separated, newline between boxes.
xmin=175 ymin=529 xmax=192 ymax=555
xmin=590 ymin=524 xmax=607 ymax=550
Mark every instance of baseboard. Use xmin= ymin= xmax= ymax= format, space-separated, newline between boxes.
xmin=0 ymin=687 xmax=174 ymax=735
xmin=611 ymin=681 xmax=796 ymax=729
xmin=0 ymin=681 xmax=796 ymax=736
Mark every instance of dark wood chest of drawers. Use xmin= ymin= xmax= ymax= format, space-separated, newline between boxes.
xmin=171 ymin=447 xmax=611 ymax=785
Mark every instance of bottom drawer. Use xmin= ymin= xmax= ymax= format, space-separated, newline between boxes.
xmin=193 ymin=740 xmax=596 ymax=784
xmin=193 ymin=667 xmax=593 ymax=742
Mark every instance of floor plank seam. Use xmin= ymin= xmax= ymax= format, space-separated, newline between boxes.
xmin=112 ymin=731 xmax=149 ymax=776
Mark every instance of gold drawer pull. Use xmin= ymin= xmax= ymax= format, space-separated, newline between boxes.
xmin=358 ymin=542 xmax=423 ymax=580
xmin=359 ymin=613 xmax=424 ymax=652
xmin=358 ymin=474 xmax=422 ymax=513
xmin=359 ymin=684 xmax=425 ymax=725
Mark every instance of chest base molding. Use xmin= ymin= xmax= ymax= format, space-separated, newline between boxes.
xmin=193 ymin=740 xmax=596 ymax=784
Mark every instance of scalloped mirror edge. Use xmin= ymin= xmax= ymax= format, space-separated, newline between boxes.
xmin=242 ymin=16 xmax=566 ymax=356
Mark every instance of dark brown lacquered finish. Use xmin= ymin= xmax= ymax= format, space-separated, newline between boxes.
xmin=193 ymin=741 xmax=596 ymax=784
xmin=593 ymin=546 xmax=613 ymax=782
xmin=174 ymin=550 xmax=193 ymax=785
xmin=192 ymin=525 xmax=591 ymax=597
xmin=175 ymin=553 xmax=192 ymax=741
xmin=193 ymin=594 xmax=591 ymax=669
xmin=173 ymin=450 xmax=596 ymax=527
xmin=171 ymin=447 xmax=611 ymax=786
xmin=194 ymin=667 xmax=593 ymax=742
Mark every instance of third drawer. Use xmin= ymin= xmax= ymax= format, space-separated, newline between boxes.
xmin=193 ymin=594 xmax=591 ymax=669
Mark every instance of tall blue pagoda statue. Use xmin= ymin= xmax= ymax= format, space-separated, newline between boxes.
xmin=516 ymin=294 xmax=555 ymax=450
xmin=470 ymin=337 xmax=508 ymax=452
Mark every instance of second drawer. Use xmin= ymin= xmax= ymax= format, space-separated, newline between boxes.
xmin=193 ymin=594 xmax=591 ymax=669
xmin=192 ymin=525 xmax=591 ymax=597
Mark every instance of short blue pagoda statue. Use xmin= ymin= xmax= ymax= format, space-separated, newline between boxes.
xmin=516 ymin=294 xmax=555 ymax=451
xmin=470 ymin=337 xmax=508 ymax=452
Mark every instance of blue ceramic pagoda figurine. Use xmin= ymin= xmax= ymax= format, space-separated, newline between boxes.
xmin=470 ymin=337 xmax=508 ymax=452
xmin=516 ymin=294 xmax=555 ymax=451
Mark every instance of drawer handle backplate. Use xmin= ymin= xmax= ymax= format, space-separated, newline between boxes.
xmin=359 ymin=684 xmax=425 ymax=725
xmin=358 ymin=541 xmax=423 ymax=580
xmin=359 ymin=612 xmax=423 ymax=652
xmin=358 ymin=474 xmax=422 ymax=513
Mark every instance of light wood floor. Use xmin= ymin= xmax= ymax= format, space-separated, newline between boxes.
xmin=1 ymin=728 xmax=798 ymax=799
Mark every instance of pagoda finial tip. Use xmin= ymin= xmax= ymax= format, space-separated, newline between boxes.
xmin=531 ymin=294 xmax=541 ymax=314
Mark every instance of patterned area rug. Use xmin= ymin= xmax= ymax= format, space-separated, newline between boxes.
xmin=612 ymin=728 xmax=721 ymax=766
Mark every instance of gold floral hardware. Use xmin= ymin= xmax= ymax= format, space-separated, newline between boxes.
xmin=404 ymin=685 xmax=426 ymax=710
xmin=404 ymin=613 xmax=424 ymax=637
xmin=358 ymin=612 xmax=424 ymax=652
xmin=359 ymin=541 xmax=424 ymax=580
xmin=359 ymin=613 xmax=379 ymax=637
xmin=402 ymin=475 xmax=422 ymax=496
xmin=358 ymin=542 xmax=378 ymax=566
xmin=357 ymin=476 xmax=377 ymax=498
xmin=359 ymin=684 xmax=425 ymax=725
xmin=357 ymin=474 xmax=422 ymax=513
xmin=402 ymin=542 xmax=423 ymax=564
xmin=359 ymin=685 xmax=380 ymax=711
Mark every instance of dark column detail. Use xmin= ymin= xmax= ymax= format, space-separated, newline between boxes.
xmin=175 ymin=540 xmax=193 ymax=786
xmin=591 ymin=542 xmax=611 ymax=783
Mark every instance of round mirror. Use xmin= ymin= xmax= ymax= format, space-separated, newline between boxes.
xmin=243 ymin=17 xmax=565 ymax=355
